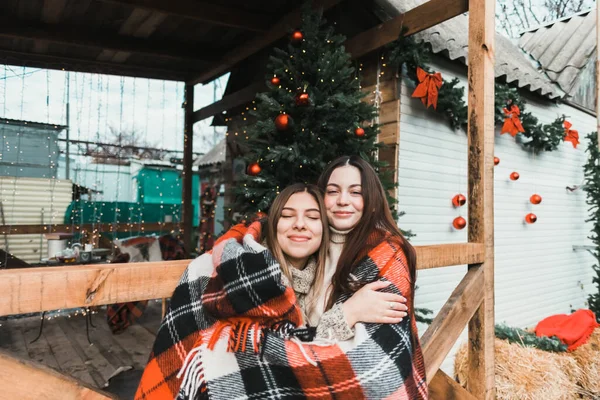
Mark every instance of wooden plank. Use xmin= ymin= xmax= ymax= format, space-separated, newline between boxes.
xmin=421 ymin=267 xmax=485 ymax=381
xmin=429 ymin=370 xmax=477 ymax=400
xmin=378 ymin=100 xmax=400 ymax=125
xmin=0 ymin=17 xmax=211 ymax=63
xmin=362 ymin=80 xmax=398 ymax=104
xmin=182 ymin=82 xmax=195 ymax=256
xmin=415 ymin=243 xmax=484 ymax=270
xmin=0 ymin=349 xmax=116 ymax=399
xmin=99 ymin=0 xmax=272 ymax=32
xmin=378 ymin=122 xmax=399 ymax=145
xmin=466 ymin=0 xmax=496 ymax=398
xmin=42 ymin=319 xmax=97 ymax=386
xmin=0 ymin=260 xmax=190 ymax=316
xmin=345 ymin=0 xmax=468 ymax=59
xmin=0 ymin=48 xmax=188 ymax=81
xmin=190 ymin=0 xmax=344 ymax=85
xmin=193 ymin=82 xmax=264 ymax=122
xmin=0 ymin=222 xmax=180 ymax=235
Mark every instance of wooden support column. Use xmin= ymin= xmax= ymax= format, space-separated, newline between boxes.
xmin=182 ymin=82 xmax=195 ymax=257
xmin=466 ymin=0 xmax=495 ymax=398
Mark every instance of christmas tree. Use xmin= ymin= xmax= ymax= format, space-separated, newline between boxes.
xmin=234 ymin=6 xmax=397 ymax=219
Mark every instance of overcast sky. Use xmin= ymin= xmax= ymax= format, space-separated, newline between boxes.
xmin=0 ymin=65 xmax=227 ymax=155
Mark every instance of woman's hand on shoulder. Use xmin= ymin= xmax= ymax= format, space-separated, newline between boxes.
xmin=341 ymin=280 xmax=408 ymax=327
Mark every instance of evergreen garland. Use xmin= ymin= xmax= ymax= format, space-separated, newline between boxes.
xmin=495 ymin=323 xmax=567 ymax=352
xmin=388 ymin=33 xmax=567 ymax=154
xmin=583 ymin=131 xmax=600 ymax=321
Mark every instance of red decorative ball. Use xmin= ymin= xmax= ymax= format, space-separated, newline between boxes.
xmin=295 ymin=92 xmax=310 ymax=106
xmin=254 ymin=211 xmax=267 ymax=220
xmin=291 ymin=30 xmax=304 ymax=43
xmin=274 ymin=114 xmax=290 ymax=131
xmin=270 ymin=76 xmax=280 ymax=85
xmin=452 ymin=194 xmax=467 ymax=207
xmin=453 ymin=216 xmax=467 ymax=230
xmin=355 ymin=127 xmax=365 ymax=137
xmin=510 ymin=172 xmax=520 ymax=181
xmin=494 ymin=156 xmax=500 ymax=166
xmin=525 ymin=213 xmax=537 ymax=224
xmin=247 ymin=162 xmax=261 ymax=176
xmin=530 ymin=194 xmax=542 ymax=205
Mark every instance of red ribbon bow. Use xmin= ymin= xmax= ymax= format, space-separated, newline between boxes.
xmin=563 ymin=120 xmax=579 ymax=148
xmin=412 ymin=67 xmax=443 ymax=109
xmin=500 ymin=104 xmax=525 ymax=137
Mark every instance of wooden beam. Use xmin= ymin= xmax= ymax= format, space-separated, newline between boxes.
xmin=429 ymin=370 xmax=477 ymax=400
xmin=466 ymin=0 xmax=496 ymax=397
xmin=0 ymin=49 xmax=188 ymax=81
xmin=415 ymin=243 xmax=484 ymax=270
xmin=99 ymin=0 xmax=273 ymax=32
xmin=345 ymin=0 xmax=468 ymax=59
xmin=182 ymin=82 xmax=195 ymax=257
xmin=191 ymin=0 xmax=469 ymax=120
xmin=0 ymin=260 xmax=190 ymax=316
xmin=190 ymin=0 xmax=344 ymax=85
xmin=0 ymin=17 xmax=213 ymax=63
xmin=0 ymin=350 xmax=117 ymax=399
xmin=421 ymin=267 xmax=485 ymax=381
xmin=193 ymin=82 xmax=265 ymax=123
xmin=0 ymin=222 xmax=181 ymax=235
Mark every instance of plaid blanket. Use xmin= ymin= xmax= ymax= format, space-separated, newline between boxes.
xmin=136 ymin=222 xmax=428 ymax=399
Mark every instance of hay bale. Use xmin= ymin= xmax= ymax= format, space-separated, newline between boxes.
xmin=571 ymin=328 xmax=600 ymax=397
xmin=454 ymin=338 xmax=583 ymax=400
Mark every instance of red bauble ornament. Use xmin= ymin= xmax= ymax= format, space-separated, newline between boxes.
xmin=270 ymin=76 xmax=280 ymax=85
xmin=254 ymin=211 xmax=267 ymax=220
xmin=453 ymin=216 xmax=467 ymax=230
xmin=452 ymin=194 xmax=467 ymax=207
xmin=494 ymin=156 xmax=500 ymax=166
xmin=291 ymin=30 xmax=304 ymax=43
xmin=274 ymin=114 xmax=290 ymax=131
xmin=295 ymin=92 xmax=310 ymax=106
xmin=530 ymin=194 xmax=542 ymax=205
xmin=525 ymin=213 xmax=537 ymax=224
xmin=355 ymin=127 xmax=365 ymax=137
xmin=510 ymin=172 xmax=520 ymax=181
xmin=247 ymin=162 xmax=261 ymax=176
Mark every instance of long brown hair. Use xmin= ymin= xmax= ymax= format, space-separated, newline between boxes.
xmin=264 ymin=183 xmax=329 ymax=314
xmin=317 ymin=156 xmax=417 ymax=309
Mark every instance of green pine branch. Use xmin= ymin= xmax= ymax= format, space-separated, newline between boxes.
xmin=583 ymin=131 xmax=600 ymax=320
xmin=495 ymin=323 xmax=567 ymax=352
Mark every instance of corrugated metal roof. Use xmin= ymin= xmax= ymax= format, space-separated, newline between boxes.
xmin=518 ymin=9 xmax=596 ymax=97
xmin=194 ymin=138 xmax=226 ymax=167
xmin=378 ymin=0 xmax=565 ymax=99
xmin=0 ymin=177 xmax=72 ymax=263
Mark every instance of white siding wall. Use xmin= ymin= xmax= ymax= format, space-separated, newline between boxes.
xmin=398 ymin=58 xmax=597 ymax=375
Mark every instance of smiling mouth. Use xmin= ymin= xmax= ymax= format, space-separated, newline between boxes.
xmin=288 ymin=236 xmax=311 ymax=242
xmin=333 ymin=212 xmax=353 ymax=217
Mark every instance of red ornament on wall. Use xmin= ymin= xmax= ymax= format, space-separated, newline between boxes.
xmin=295 ymin=92 xmax=310 ymax=106
xmin=453 ymin=216 xmax=467 ymax=230
xmin=270 ymin=76 xmax=280 ymax=85
xmin=291 ymin=30 xmax=304 ymax=43
xmin=525 ymin=213 xmax=537 ymax=224
xmin=530 ymin=194 xmax=542 ymax=205
xmin=355 ymin=127 xmax=365 ymax=137
xmin=452 ymin=194 xmax=466 ymax=207
xmin=247 ymin=162 xmax=261 ymax=176
xmin=274 ymin=114 xmax=290 ymax=131
xmin=494 ymin=156 xmax=500 ymax=166
xmin=510 ymin=172 xmax=520 ymax=181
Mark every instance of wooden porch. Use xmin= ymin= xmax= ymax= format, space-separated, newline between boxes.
xmin=0 ymin=301 xmax=163 ymax=399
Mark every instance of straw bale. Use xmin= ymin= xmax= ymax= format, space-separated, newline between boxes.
xmin=454 ymin=338 xmax=583 ymax=400
xmin=571 ymin=328 xmax=600 ymax=397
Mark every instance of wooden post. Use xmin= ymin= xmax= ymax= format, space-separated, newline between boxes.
xmin=466 ymin=0 xmax=495 ymax=398
xmin=597 ymin=3 xmax=600 ymax=149
xmin=182 ymin=82 xmax=195 ymax=257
